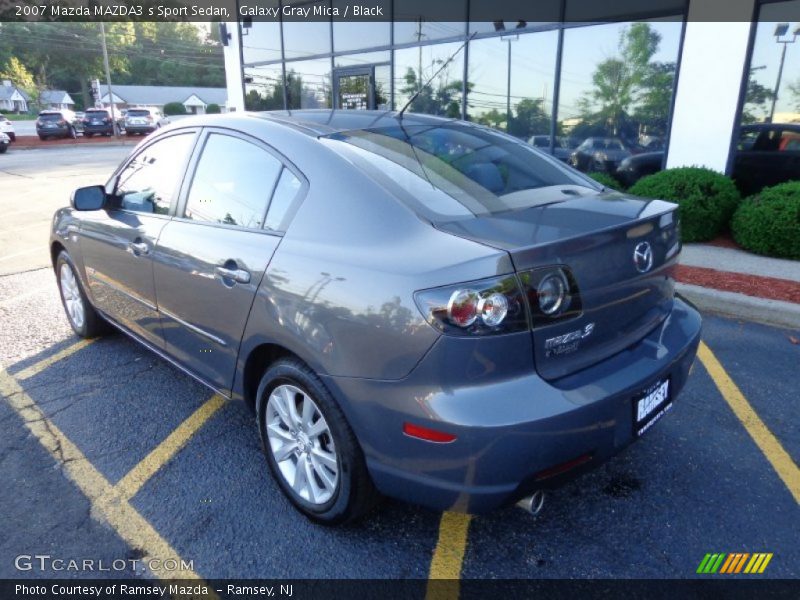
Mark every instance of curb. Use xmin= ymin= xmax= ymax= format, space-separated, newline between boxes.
xmin=676 ymin=282 xmax=800 ymax=331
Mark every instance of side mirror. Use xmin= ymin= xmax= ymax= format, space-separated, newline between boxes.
xmin=71 ymin=185 xmax=107 ymax=211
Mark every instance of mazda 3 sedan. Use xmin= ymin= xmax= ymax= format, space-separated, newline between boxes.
xmin=51 ymin=111 xmax=701 ymax=524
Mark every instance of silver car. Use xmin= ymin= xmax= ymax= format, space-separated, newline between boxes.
xmin=51 ymin=111 xmax=701 ymax=524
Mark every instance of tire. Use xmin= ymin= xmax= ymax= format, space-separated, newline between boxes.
xmin=0 ymin=145 xmax=7 ymax=154
xmin=38 ymin=134 xmax=46 ymax=141
xmin=8 ymin=133 xmax=15 ymax=142
xmin=85 ymin=132 xmax=93 ymax=138
xmin=55 ymin=251 xmax=107 ymax=338
xmin=126 ymin=132 xmax=133 ymax=137
xmin=256 ymin=358 xmax=379 ymax=525
xmin=69 ymin=126 xmax=77 ymax=140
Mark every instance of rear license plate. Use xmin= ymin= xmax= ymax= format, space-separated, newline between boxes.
xmin=633 ymin=378 xmax=671 ymax=437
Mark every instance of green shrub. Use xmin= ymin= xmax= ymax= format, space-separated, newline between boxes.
xmin=731 ymin=181 xmax=800 ymax=260
xmin=206 ymin=103 xmax=221 ymax=114
xmin=163 ymin=102 xmax=187 ymax=116
xmin=588 ymin=172 xmax=623 ymax=190
xmin=628 ymin=167 xmax=740 ymax=242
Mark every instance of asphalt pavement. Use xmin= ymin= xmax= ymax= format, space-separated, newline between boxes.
xmin=0 ymin=146 xmax=797 ymax=583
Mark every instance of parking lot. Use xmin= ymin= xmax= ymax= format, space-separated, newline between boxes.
xmin=0 ymin=146 xmax=798 ymax=583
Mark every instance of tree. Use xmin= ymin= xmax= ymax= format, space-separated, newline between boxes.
xmin=741 ymin=70 xmax=775 ymax=124
xmin=163 ymin=102 xmax=186 ymax=116
xmin=400 ymin=66 xmax=464 ymax=117
xmin=791 ymin=79 xmax=800 ymax=114
xmin=475 ymin=108 xmax=505 ymax=129
xmin=206 ymin=103 xmax=221 ymax=114
xmin=508 ymin=98 xmax=550 ymax=139
xmin=633 ymin=61 xmax=676 ymax=136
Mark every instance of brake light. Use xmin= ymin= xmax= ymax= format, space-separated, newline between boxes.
xmin=414 ymin=275 xmax=527 ymax=336
xmin=518 ymin=267 xmax=583 ymax=326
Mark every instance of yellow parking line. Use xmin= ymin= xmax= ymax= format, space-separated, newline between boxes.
xmin=0 ymin=368 xmax=206 ymax=583
xmin=115 ymin=393 xmax=227 ymax=500
xmin=14 ymin=338 xmax=94 ymax=381
xmin=698 ymin=342 xmax=800 ymax=504
xmin=425 ymin=512 xmax=472 ymax=599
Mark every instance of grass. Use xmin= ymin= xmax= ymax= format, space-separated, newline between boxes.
xmin=0 ymin=113 xmax=35 ymax=121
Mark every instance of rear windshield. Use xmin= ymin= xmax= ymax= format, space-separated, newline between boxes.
xmin=322 ymin=123 xmax=597 ymax=220
xmin=127 ymin=109 xmax=151 ymax=117
xmin=86 ymin=110 xmax=109 ymax=116
xmin=39 ymin=113 xmax=64 ymax=121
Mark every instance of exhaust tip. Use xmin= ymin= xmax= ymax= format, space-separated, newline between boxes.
xmin=516 ymin=490 xmax=545 ymax=516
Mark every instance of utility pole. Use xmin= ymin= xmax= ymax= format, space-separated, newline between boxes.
xmin=99 ymin=22 xmax=120 ymax=137
xmin=415 ymin=17 xmax=424 ymax=92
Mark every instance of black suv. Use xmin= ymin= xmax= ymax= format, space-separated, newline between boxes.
xmin=82 ymin=108 xmax=125 ymax=137
xmin=36 ymin=110 xmax=79 ymax=140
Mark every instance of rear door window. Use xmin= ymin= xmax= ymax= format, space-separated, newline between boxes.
xmin=184 ymin=133 xmax=283 ymax=229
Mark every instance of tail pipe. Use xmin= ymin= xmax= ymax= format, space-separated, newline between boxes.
xmin=516 ymin=490 xmax=545 ymax=516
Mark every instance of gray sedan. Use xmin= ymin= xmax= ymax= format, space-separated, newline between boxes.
xmin=50 ymin=111 xmax=701 ymax=524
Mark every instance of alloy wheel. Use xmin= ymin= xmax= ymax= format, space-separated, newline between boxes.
xmin=266 ymin=384 xmax=339 ymax=505
xmin=59 ymin=262 xmax=85 ymax=329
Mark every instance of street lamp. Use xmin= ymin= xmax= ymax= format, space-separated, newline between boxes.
xmin=768 ymin=23 xmax=799 ymax=123
xmin=494 ymin=21 xmax=526 ymax=131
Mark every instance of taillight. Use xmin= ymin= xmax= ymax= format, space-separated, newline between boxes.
xmin=518 ymin=267 xmax=583 ymax=326
xmin=414 ymin=275 xmax=528 ymax=336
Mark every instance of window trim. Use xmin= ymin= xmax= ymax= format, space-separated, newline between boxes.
xmin=173 ymin=126 xmax=309 ymax=235
xmin=105 ymin=128 xmax=202 ymax=219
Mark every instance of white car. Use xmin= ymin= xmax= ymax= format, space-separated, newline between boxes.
xmin=0 ymin=115 xmax=16 ymax=141
xmin=0 ymin=132 xmax=9 ymax=153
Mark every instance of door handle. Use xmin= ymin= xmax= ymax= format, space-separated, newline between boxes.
xmin=128 ymin=241 xmax=149 ymax=255
xmin=215 ymin=266 xmax=251 ymax=284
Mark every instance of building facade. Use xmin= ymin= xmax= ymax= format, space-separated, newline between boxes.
xmin=98 ymin=85 xmax=229 ymax=114
xmin=221 ymin=0 xmax=800 ymax=176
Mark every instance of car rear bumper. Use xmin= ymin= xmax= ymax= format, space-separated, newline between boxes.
xmin=125 ymin=125 xmax=156 ymax=134
xmin=83 ymin=125 xmax=115 ymax=134
xmin=323 ymin=297 xmax=701 ymax=514
xmin=37 ymin=126 xmax=70 ymax=137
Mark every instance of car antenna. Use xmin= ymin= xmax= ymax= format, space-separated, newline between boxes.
xmin=397 ymin=32 xmax=477 ymax=120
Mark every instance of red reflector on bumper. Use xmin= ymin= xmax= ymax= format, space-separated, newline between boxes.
xmin=534 ymin=453 xmax=593 ymax=481
xmin=402 ymin=422 xmax=457 ymax=443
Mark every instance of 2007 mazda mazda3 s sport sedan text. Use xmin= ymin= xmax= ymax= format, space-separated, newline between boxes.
xmin=50 ymin=111 xmax=701 ymax=524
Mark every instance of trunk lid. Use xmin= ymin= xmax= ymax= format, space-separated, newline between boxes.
xmin=436 ymin=191 xmax=681 ymax=380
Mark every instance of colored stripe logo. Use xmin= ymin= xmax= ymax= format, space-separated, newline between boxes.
xmin=697 ymin=553 xmax=773 ymax=574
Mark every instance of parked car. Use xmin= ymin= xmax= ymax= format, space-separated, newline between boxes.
xmin=0 ymin=115 xmax=16 ymax=141
xmin=616 ymin=152 xmax=664 ymax=188
xmin=124 ymin=107 xmax=168 ymax=136
xmin=528 ymin=135 xmax=571 ymax=162
xmin=0 ymin=132 xmax=9 ymax=153
xmin=734 ymin=123 xmax=800 ymax=196
xmin=614 ymin=124 xmax=800 ymax=193
xmin=569 ymin=137 xmax=632 ymax=172
xmin=36 ymin=109 xmax=79 ymax=140
xmin=51 ymin=111 xmax=701 ymax=524
xmin=82 ymin=108 xmax=125 ymax=137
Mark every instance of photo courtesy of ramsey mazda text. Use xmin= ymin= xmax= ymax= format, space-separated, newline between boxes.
xmin=51 ymin=110 xmax=701 ymax=525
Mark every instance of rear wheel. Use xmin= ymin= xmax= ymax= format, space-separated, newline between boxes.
xmin=256 ymin=358 xmax=379 ymax=525
xmin=68 ymin=126 xmax=77 ymax=139
xmin=85 ymin=132 xmax=94 ymax=138
xmin=38 ymin=134 xmax=46 ymax=141
xmin=0 ymin=145 xmax=7 ymax=154
xmin=8 ymin=133 xmax=15 ymax=142
xmin=56 ymin=252 xmax=107 ymax=338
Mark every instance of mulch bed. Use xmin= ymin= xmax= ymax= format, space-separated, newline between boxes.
xmin=12 ymin=135 xmax=139 ymax=150
xmin=675 ymin=264 xmax=800 ymax=304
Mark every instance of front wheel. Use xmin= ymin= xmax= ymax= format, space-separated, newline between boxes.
xmin=56 ymin=252 xmax=107 ymax=338
xmin=256 ymin=359 xmax=379 ymax=525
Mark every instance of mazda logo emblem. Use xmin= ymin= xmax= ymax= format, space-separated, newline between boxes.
xmin=633 ymin=242 xmax=654 ymax=273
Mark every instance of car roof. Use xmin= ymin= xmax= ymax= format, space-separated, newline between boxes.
xmin=254 ymin=109 xmax=458 ymax=137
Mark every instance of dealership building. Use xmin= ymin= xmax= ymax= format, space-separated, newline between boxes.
xmin=220 ymin=0 xmax=800 ymax=176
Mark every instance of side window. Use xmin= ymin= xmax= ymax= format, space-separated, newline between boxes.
xmin=115 ymin=133 xmax=195 ymax=214
xmin=265 ymin=168 xmax=303 ymax=232
xmin=779 ymin=131 xmax=800 ymax=151
xmin=184 ymin=134 xmax=282 ymax=228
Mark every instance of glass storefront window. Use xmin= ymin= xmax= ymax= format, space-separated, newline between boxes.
xmin=283 ymin=1 xmax=332 ymax=59
xmin=334 ymin=52 xmax=392 ymax=109
xmin=743 ymin=0 xmax=800 ymax=124
xmin=242 ymin=20 xmax=282 ymax=65
xmin=468 ymin=0 xmax=560 ymax=35
xmin=558 ymin=20 xmax=682 ymax=159
xmin=467 ymin=30 xmax=558 ymax=140
xmin=394 ymin=42 xmax=465 ymax=116
xmin=284 ymin=57 xmax=333 ymax=109
xmin=393 ymin=1 xmax=466 ymax=44
xmin=244 ymin=64 xmax=285 ymax=111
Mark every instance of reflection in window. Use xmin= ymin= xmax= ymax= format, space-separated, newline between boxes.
xmin=282 ymin=2 xmax=332 ymax=59
xmin=265 ymin=169 xmax=303 ymax=231
xmin=467 ymin=30 xmax=558 ymax=140
xmin=242 ymin=20 xmax=282 ymax=65
xmin=185 ymin=135 xmax=282 ymax=229
xmin=394 ymin=42 xmax=465 ymax=117
xmin=334 ymin=52 xmax=391 ymax=110
xmin=245 ymin=64 xmax=285 ymax=111
xmin=116 ymin=134 xmax=195 ymax=214
xmin=742 ymin=1 xmax=800 ymax=124
xmin=558 ymin=20 xmax=681 ymax=153
xmin=285 ymin=58 xmax=333 ymax=109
